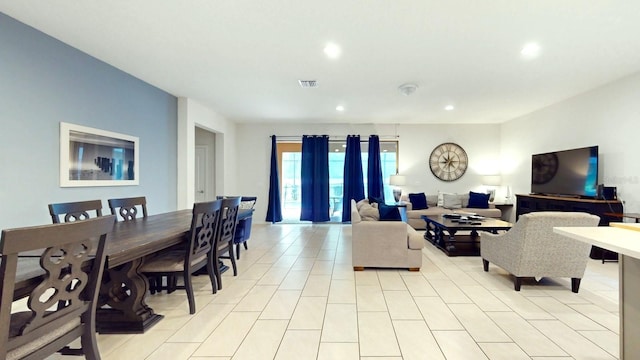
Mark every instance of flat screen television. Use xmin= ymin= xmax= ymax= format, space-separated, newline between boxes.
xmin=531 ymin=145 xmax=599 ymax=198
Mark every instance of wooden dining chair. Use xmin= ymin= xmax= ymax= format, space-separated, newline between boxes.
xmin=48 ymin=200 xmax=103 ymax=223
xmin=216 ymin=196 xmax=256 ymax=259
xmin=213 ymin=197 xmax=242 ymax=291
xmin=0 ymin=215 xmax=115 ymax=360
xmin=140 ymin=200 xmax=223 ymax=314
xmin=108 ymin=196 xmax=148 ymax=221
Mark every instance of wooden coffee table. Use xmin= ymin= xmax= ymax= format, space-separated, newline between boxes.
xmin=421 ymin=214 xmax=512 ymax=256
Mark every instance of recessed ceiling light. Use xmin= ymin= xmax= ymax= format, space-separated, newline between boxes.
xmin=342 ymin=144 xmax=347 ymax=148
xmin=334 ymin=149 xmax=339 ymax=152
xmin=521 ymin=42 xmax=541 ymax=59
xmin=445 ymin=105 xmax=455 ymax=111
xmin=324 ymin=43 xmax=341 ymax=59
xmin=336 ymin=105 xmax=345 ymax=112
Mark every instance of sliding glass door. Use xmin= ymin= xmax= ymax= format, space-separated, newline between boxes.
xmin=278 ymin=140 xmax=398 ymax=222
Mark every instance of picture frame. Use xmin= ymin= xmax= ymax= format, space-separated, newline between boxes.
xmin=60 ymin=122 xmax=139 ymax=187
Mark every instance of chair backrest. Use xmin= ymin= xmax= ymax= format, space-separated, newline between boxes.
xmin=48 ymin=200 xmax=103 ymax=223
xmin=0 ymin=215 xmax=115 ymax=360
xmin=187 ymin=200 xmax=223 ymax=262
xmin=108 ymin=196 xmax=148 ymax=221
xmin=218 ymin=197 xmax=242 ymax=246
xmin=513 ymin=211 xmax=600 ymax=272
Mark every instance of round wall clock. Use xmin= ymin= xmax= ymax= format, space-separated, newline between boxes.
xmin=429 ymin=142 xmax=468 ymax=181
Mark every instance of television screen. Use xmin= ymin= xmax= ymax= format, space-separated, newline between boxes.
xmin=531 ymin=146 xmax=598 ymax=198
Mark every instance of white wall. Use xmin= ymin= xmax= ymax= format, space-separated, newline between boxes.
xmin=177 ymin=98 xmax=237 ymax=209
xmin=236 ymin=123 xmax=501 ymax=223
xmin=501 ymin=71 xmax=640 ymax=215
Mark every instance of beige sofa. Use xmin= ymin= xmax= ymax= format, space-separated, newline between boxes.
xmin=401 ymin=193 xmax=502 ymax=230
xmin=350 ymin=199 xmax=424 ymax=271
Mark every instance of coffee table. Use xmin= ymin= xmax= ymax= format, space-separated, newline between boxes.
xmin=421 ymin=214 xmax=512 ymax=256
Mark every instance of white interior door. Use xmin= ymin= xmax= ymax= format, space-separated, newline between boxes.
xmin=195 ymin=145 xmax=207 ymax=202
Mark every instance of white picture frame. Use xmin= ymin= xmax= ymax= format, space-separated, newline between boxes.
xmin=60 ymin=122 xmax=139 ymax=187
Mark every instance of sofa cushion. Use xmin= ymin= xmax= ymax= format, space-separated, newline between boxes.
xmin=378 ymin=204 xmax=402 ymax=221
xmin=359 ymin=202 xmax=380 ymax=221
xmin=408 ymin=193 xmax=428 ymax=210
xmin=468 ymin=191 xmax=490 ymax=209
xmin=442 ymin=193 xmax=463 ymax=209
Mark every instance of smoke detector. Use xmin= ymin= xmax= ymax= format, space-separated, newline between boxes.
xmin=298 ymin=80 xmax=318 ymax=88
xmin=398 ymin=83 xmax=418 ymax=96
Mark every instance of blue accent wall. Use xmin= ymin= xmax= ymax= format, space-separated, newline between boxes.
xmin=0 ymin=13 xmax=178 ymax=228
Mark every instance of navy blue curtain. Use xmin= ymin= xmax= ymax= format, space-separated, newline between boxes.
xmin=342 ymin=135 xmax=365 ymax=222
xmin=265 ymin=135 xmax=283 ymax=223
xmin=300 ymin=135 xmax=330 ymax=222
xmin=367 ymin=135 xmax=385 ymax=202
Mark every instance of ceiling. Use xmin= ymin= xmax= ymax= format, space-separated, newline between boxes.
xmin=3 ymin=1 xmax=640 ymax=124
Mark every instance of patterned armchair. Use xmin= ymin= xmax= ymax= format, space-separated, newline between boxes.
xmin=480 ymin=211 xmax=600 ymax=292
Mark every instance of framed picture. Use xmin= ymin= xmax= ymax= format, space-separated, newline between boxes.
xmin=60 ymin=122 xmax=139 ymax=187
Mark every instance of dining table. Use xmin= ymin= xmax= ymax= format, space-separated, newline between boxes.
xmin=5 ymin=208 xmax=254 ymax=334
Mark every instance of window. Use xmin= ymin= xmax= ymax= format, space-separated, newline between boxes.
xmin=278 ymin=140 xmax=398 ymax=223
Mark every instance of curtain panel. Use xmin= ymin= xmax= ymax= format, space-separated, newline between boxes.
xmin=300 ymin=135 xmax=330 ymax=222
xmin=342 ymin=135 xmax=365 ymax=222
xmin=367 ymin=135 xmax=385 ymax=202
xmin=265 ymin=135 xmax=283 ymax=223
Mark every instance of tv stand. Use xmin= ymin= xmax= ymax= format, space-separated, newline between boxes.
xmin=516 ymin=194 xmax=623 ymax=260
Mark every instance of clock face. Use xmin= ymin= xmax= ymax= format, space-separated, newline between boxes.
xmin=429 ymin=142 xmax=468 ymax=181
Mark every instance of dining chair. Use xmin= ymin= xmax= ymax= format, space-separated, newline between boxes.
xmin=213 ymin=197 xmax=242 ymax=290
xmin=216 ymin=196 xmax=256 ymax=259
xmin=48 ymin=200 xmax=103 ymax=223
xmin=0 ymin=215 xmax=115 ymax=360
xmin=108 ymin=196 xmax=148 ymax=221
xmin=140 ymin=200 xmax=222 ymax=314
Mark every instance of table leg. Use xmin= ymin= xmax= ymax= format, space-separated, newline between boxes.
xmin=445 ymin=230 xmax=457 ymax=252
xmin=620 ymin=255 xmax=640 ymax=359
xmin=96 ymin=258 xmax=164 ymax=334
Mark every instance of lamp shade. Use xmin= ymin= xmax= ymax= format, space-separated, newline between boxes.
xmin=482 ymin=175 xmax=502 ymax=186
xmin=389 ymin=175 xmax=406 ymax=186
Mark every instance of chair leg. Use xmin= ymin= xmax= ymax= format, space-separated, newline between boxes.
xmin=80 ymin=312 xmax=100 ymax=360
xmin=228 ymin=242 xmax=238 ymax=276
xmin=514 ymin=277 xmax=522 ymax=291
xmin=215 ymin=258 xmax=223 ymax=291
xmin=168 ymin=275 xmax=177 ymax=293
xmin=185 ymin=269 xmax=196 ymax=314
xmin=482 ymin=259 xmax=489 ymax=272
xmin=571 ymin=278 xmax=581 ymax=293
xmin=243 ymin=241 xmax=248 ymax=250
xmin=206 ymin=256 xmax=217 ymax=294
xmin=236 ymin=243 xmax=241 ymax=260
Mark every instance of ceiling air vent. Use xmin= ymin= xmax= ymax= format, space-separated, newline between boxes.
xmin=298 ymin=80 xmax=318 ymax=88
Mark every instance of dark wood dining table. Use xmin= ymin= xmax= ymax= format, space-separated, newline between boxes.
xmin=6 ymin=208 xmax=254 ymax=334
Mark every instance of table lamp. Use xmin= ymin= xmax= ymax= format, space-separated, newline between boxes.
xmin=389 ymin=174 xmax=406 ymax=202
xmin=483 ymin=175 xmax=501 ymax=202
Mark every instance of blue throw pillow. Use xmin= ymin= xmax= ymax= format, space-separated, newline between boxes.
xmin=468 ymin=191 xmax=490 ymax=209
xmin=368 ymin=196 xmax=384 ymax=205
xmin=408 ymin=193 xmax=428 ymax=210
xmin=378 ymin=204 xmax=402 ymax=221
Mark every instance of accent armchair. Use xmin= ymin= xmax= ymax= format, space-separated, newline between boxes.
xmin=480 ymin=211 xmax=600 ymax=292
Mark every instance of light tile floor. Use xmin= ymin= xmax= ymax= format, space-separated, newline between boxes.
xmin=49 ymin=224 xmax=620 ymax=359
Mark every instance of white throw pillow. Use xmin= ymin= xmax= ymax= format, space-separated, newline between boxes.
xmin=442 ymin=193 xmax=463 ymax=209
xmin=437 ymin=191 xmax=456 ymax=207
xmin=358 ymin=203 xmax=380 ymax=221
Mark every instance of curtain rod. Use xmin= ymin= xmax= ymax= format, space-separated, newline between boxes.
xmin=271 ymin=135 xmax=399 ymax=141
